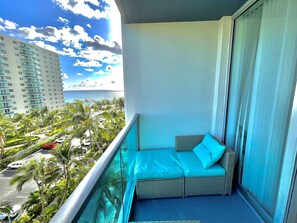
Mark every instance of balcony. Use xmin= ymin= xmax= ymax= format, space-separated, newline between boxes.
xmin=24 ymin=74 xmax=41 ymax=79
xmin=30 ymin=101 xmax=43 ymax=105
xmin=51 ymin=114 xmax=262 ymax=223
xmin=0 ymin=97 xmax=12 ymax=102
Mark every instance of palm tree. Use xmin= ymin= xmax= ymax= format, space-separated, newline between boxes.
xmin=100 ymin=111 xmax=125 ymax=145
xmin=112 ymin=97 xmax=125 ymax=111
xmin=92 ymin=168 xmax=122 ymax=223
xmin=9 ymin=158 xmax=59 ymax=222
xmin=71 ymin=101 xmax=101 ymax=152
xmin=0 ymin=201 xmax=12 ymax=223
xmin=50 ymin=140 xmax=81 ymax=207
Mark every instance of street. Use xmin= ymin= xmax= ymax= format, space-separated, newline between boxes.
xmin=0 ymin=150 xmax=52 ymax=207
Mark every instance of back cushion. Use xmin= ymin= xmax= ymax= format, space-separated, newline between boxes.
xmin=202 ymin=133 xmax=226 ymax=163
xmin=193 ymin=143 xmax=214 ymax=169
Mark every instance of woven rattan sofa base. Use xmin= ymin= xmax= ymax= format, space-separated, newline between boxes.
xmin=176 ymin=135 xmax=235 ymax=197
xmin=184 ymin=176 xmax=225 ymax=197
xmin=136 ymin=178 xmax=184 ymax=199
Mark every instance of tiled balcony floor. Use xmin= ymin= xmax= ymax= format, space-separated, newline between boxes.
xmin=130 ymin=192 xmax=262 ymax=223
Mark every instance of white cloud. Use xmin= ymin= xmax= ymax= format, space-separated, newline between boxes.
xmin=53 ymin=0 xmax=110 ymax=20
xmin=31 ymin=41 xmax=78 ymax=58
xmin=78 ymin=47 xmax=121 ymax=64
xmin=4 ymin=20 xmax=18 ymax=30
xmin=64 ymin=65 xmax=123 ymax=91
xmin=31 ymin=40 xmax=59 ymax=52
xmin=19 ymin=26 xmax=61 ymax=43
xmin=60 ymin=47 xmax=78 ymax=57
xmin=0 ymin=18 xmax=18 ymax=30
xmin=60 ymin=25 xmax=92 ymax=49
xmin=19 ymin=24 xmax=92 ymax=50
xmin=85 ymin=68 xmax=94 ymax=72
xmin=77 ymin=73 xmax=83 ymax=76
xmin=87 ymin=24 xmax=91 ymax=28
xmin=74 ymin=59 xmax=102 ymax=67
xmin=58 ymin=16 xmax=69 ymax=24
xmin=62 ymin=73 xmax=69 ymax=79
xmin=94 ymin=70 xmax=104 ymax=75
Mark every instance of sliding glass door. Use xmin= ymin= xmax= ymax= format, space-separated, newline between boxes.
xmin=226 ymin=0 xmax=297 ymax=220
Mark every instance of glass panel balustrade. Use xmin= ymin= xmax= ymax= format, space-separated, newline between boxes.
xmin=50 ymin=114 xmax=138 ymax=223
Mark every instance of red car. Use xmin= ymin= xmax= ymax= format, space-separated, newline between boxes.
xmin=42 ymin=142 xmax=58 ymax=149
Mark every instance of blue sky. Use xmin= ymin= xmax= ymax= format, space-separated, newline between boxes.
xmin=0 ymin=0 xmax=123 ymax=91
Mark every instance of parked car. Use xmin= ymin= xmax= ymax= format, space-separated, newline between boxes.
xmin=7 ymin=160 xmax=27 ymax=169
xmin=82 ymin=139 xmax=94 ymax=146
xmin=55 ymin=137 xmax=65 ymax=144
xmin=0 ymin=204 xmax=21 ymax=220
xmin=42 ymin=142 xmax=58 ymax=149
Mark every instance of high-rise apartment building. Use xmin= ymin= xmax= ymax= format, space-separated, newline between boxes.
xmin=0 ymin=33 xmax=64 ymax=115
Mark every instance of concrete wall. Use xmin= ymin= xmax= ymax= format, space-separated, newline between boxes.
xmin=122 ymin=18 xmax=232 ymax=149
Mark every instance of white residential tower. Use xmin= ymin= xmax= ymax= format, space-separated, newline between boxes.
xmin=0 ymin=33 xmax=64 ymax=115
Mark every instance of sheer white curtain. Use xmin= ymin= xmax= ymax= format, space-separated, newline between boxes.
xmin=226 ymin=4 xmax=262 ymax=158
xmin=227 ymin=0 xmax=297 ymax=217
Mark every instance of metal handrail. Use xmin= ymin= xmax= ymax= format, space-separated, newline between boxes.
xmin=50 ymin=113 xmax=139 ymax=223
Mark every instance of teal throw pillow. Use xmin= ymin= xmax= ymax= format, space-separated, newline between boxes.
xmin=193 ymin=143 xmax=214 ymax=169
xmin=202 ymin=133 xmax=226 ymax=163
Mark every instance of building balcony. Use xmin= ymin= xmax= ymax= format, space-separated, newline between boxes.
xmin=28 ymin=91 xmax=43 ymax=95
xmin=28 ymin=96 xmax=43 ymax=100
xmin=25 ymin=81 xmax=41 ymax=85
xmin=27 ymin=86 xmax=41 ymax=89
xmin=29 ymin=99 xmax=43 ymax=103
xmin=23 ymin=68 xmax=40 ymax=72
xmin=24 ymin=74 xmax=41 ymax=79
xmin=0 ymin=86 xmax=10 ymax=89
xmin=51 ymin=114 xmax=262 ymax=223
xmin=0 ymin=92 xmax=10 ymax=96
xmin=0 ymin=105 xmax=13 ymax=109
xmin=0 ymin=98 xmax=12 ymax=102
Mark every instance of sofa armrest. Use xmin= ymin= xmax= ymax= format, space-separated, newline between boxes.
xmin=175 ymin=135 xmax=204 ymax=152
xmin=219 ymin=148 xmax=235 ymax=195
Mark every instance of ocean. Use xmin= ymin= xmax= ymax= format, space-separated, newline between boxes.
xmin=63 ymin=90 xmax=124 ymax=103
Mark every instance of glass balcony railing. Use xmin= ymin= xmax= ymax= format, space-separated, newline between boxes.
xmin=28 ymin=91 xmax=43 ymax=95
xmin=0 ymin=98 xmax=12 ymax=102
xmin=0 ymin=92 xmax=10 ymax=96
xmin=50 ymin=114 xmax=139 ymax=223
xmin=24 ymin=75 xmax=40 ymax=79
xmin=0 ymin=105 xmax=13 ymax=109
xmin=30 ymin=101 xmax=43 ymax=105
xmin=28 ymin=96 xmax=43 ymax=100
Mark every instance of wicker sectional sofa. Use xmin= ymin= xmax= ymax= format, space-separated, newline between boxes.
xmin=175 ymin=135 xmax=235 ymax=196
xmin=134 ymin=134 xmax=235 ymax=199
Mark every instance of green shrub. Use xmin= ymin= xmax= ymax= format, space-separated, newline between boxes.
xmin=13 ymin=213 xmax=31 ymax=223
xmin=0 ymin=156 xmax=17 ymax=170
xmin=5 ymin=136 xmax=39 ymax=147
xmin=3 ymin=145 xmax=25 ymax=158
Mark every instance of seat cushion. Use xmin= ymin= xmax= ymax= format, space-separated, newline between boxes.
xmin=134 ymin=149 xmax=184 ymax=180
xmin=177 ymin=151 xmax=225 ymax=177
